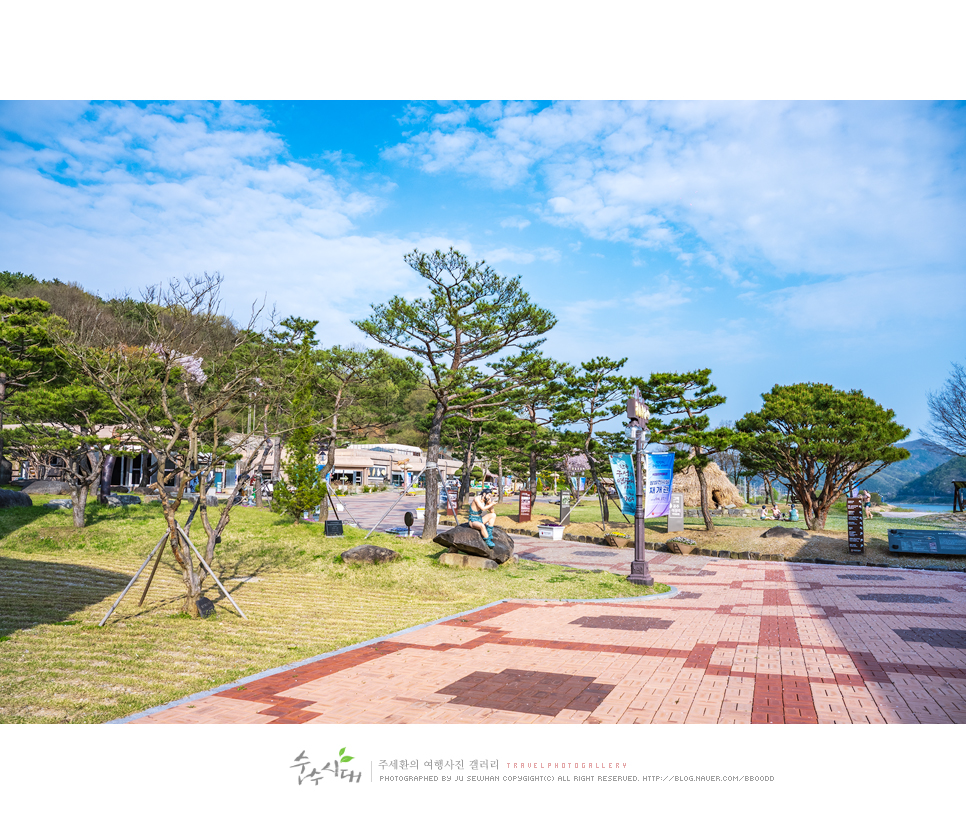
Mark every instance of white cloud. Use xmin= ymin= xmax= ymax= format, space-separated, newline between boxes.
xmin=480 ymin=246 xmax=560 ymax=265
xmin=0 ymin=101 xmax=438 ymax=342
xmin=631 ymin=276 xmax=691 ymax=311
xmin=765 ymin=270 xmax=966 ymax=333
xmin=388 ymin=101 xmax=966 ymax=282
xmin=500 ymin=215 xmax=531 ymax=230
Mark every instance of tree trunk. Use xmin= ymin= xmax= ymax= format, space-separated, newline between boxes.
xmin=71 ymin=483 xmax=89 ymax=528
xmin=529 ymin=449 xmax=537 ymax=493
xmin=272 ymin=435 xmax=282 ymax=481
xmin=99 ymin=456 xmax=115 ymax=504
xmin=458 ymin=446 xmax=475 ymax=507
xmin=497 ymin=457 xmax=504 ymax=503
xmin=586 ymin=456 xmax=609 ymax=524
xmin=154 ymin=491 xmax=199 ymax=617
xmin=255 ymin=405 xmax=270 ymax=508
xmin=696 ymin=464 xmax=714 ymax=530
xmin=422 ymin=401 xmax=446 ymax=540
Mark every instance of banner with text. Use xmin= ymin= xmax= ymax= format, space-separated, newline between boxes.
xmin=609 ymin=453 xmax=636 ymax=514
xmin=645 ymin=452 xmax=675 ymax=518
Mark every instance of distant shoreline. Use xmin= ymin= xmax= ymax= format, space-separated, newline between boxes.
xmin=886 ymin=501 xmax=952 ymax=513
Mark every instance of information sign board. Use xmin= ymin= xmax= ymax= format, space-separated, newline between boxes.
xmin=519 ymin=490 xmax=533 ymax=523
xmin=846 ymin=497 xmax=864 ymax=556
xmin=667 ymin=493 xmax=684 ymax=532
xmin=559 ymin=491 xmax=571 ymax=525
xmin=888 ymin=528 xmax=966 ymax=555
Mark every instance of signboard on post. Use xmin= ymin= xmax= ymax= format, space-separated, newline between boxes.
xmin=519 ymin=490 xmax=532 ymax=523
xmin=846 ymin=497 xmax=864 ymax=556
xmin=667 ymin=493 xmax=684 ymax=532
xmin=559 ymin=490 xmax=571 ymax=525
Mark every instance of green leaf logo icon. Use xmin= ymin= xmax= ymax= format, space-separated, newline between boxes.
xmin=339 ymin=748 xmax=354 ymax=763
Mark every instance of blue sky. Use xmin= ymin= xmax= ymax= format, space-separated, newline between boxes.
xmin=1 ymin=99 xmax=964 ymax=437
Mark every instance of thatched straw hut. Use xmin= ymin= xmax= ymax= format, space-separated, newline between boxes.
xmin=672 ymin=461 xmax=745 ymax=508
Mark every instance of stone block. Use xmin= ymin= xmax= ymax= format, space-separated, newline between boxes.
xmin=439 ymin=551 xmax=499 ymax=570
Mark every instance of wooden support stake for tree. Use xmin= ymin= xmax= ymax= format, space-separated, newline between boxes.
xmin=99 ymin=531 xmax=170 ymax=626
xmin=138 ymin=545 xmax=165 ymax=606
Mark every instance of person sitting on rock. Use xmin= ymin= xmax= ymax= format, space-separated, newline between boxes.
xmin=468 ymin=491 xmax=497 ymax=548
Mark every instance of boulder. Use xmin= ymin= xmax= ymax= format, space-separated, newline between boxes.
xmin=45 ymin=498 xmax=72 ymax=509
xmin=341 ymin=544 xmax=400 ymax=564
xmin=433 ymin=524 xmax=515 ymax=564
xmin=0 ymin=489 xmax=34 ymax=507
xmin=761 ymin=526 xmax=809 ymax=539
xmin=100 ymin=494 xmax=141 ymax=507
xmin=22 ymin=480 xmax=71 ymax=496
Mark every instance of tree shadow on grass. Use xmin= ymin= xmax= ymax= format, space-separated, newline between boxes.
xmin=0 ymin=556 xmax=132 ymax=636
xmin=0 ymin=505 xmax=47 ymax=542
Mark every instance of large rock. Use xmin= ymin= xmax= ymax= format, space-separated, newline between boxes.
xmin=22 ymin=480 xmax=71 ymax=496
xmin=341 ymin=544 xmax=400 ymax=564
xmin=433 ymin=524 xmax=515 ymax=564
xmin=99 ymin=494 xmax=141 ymax=508
xmin=761 ymin=526 xmax=809 ymax=539
xmin=0 ymin=489 xmax=33 ymax=507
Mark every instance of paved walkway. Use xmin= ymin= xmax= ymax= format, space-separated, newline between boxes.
xmin=124 ymin=500 xmax=966 ymax=725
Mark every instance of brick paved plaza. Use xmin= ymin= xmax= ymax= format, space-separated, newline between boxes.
xmin=121 ymin=491 xmax=966 ymax=725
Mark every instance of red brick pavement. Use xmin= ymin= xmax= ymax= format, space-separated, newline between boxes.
xmin=128 ymin=494 xmax=966 ymax=724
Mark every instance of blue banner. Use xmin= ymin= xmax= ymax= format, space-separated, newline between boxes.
xmin=609 ymin=453 xmax=636 ymax=514
xmin=645 ymin=452 xmax=675 ymax=518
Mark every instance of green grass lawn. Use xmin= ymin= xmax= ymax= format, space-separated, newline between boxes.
xmin=0 ymin=496 xmax=668 ymax=724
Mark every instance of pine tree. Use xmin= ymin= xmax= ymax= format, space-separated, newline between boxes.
xmin=272 ymin=335 xmax=327 ymax=522
xmin=639 ymin=368 xmax=735 ymax=531
xmin=356 ymin=248 xmax=555 ymax=539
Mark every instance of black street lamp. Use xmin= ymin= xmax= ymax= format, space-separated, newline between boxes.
xmin=626 ymin=390 xmax=654 ymax=586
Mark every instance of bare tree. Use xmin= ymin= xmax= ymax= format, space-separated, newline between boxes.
xmin=924 ymin=361 xmax=966 ymax=456
xmin=56 ymin=274 xmax=280 ymax=617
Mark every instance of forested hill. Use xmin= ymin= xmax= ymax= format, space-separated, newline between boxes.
xmin=894 ymin=455 xmax=966 ymax=502
xmin=0 ymin=270 xmax=137 ymax=334
xmin=863 ymin=439 xmax=953 ymax=498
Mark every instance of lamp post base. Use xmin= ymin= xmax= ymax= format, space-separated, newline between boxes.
xmin=627 ymin=560 xmax=654 ymax=586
